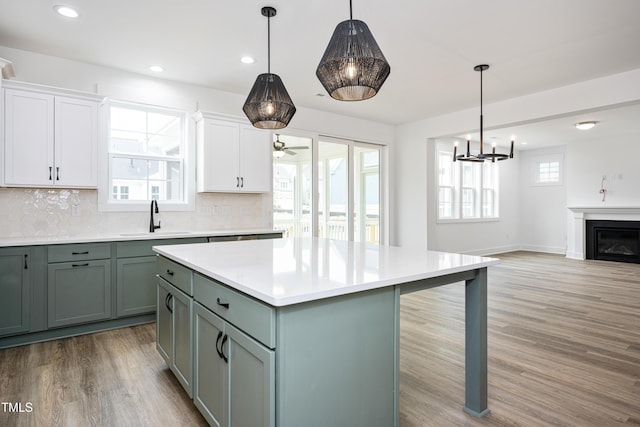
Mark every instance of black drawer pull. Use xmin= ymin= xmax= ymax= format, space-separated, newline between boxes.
xmin=165 ymin=293 xmax=173 ymax=314
xmin=72 ymin=251 xmax=90 ymax=255
xmin=215 ymin=330 xmax=224 ymax=359
xmin=216 ymin=297 xmax=230 ymax=309
xmin=220 ymin=334 xmax=228 ymax=363
xmin=166 ymin=269 xmax=174 ymax=276
xmin=72 ymin=263 xmax=90 ymax=268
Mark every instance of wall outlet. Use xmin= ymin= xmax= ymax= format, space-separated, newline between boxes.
xmin=71 ymin=204 xmax=80 ymax=216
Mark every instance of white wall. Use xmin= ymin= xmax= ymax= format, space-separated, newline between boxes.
xmin=393 ymin=68 xmax=640 ymax=254
xmin=518 ymin=147 xmax=567 ymax=254
xmin=567 ymin=135 xmax=640 ymax=207
xmin=0 ymin=46 xmax=395 ymax=238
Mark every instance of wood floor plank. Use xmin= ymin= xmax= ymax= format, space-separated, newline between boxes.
xmin=1 ymin=251 xmax=638 ymax=426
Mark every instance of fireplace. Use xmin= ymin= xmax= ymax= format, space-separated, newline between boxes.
xmin=586 ymin=220 xmax=640 ymax=263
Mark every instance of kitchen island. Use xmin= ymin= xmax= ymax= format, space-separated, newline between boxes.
xmin=153 ymin=237 xmax=498 ymax=427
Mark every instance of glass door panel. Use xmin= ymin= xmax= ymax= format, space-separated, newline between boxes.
xmin=273 ymin=135 xmax=312 ymax=237
xmin=354 ymin=146 xmax=380 ymax=243
xmin=318 ymin=141 xmax=348 ymax=240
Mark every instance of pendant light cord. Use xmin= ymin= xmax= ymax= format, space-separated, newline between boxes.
xmin=267 ymin=13 xmax=271 ymax=74
xmin=479 ymin=67 xmax=484 ymax=148
xmin=349 ymin=0 xmax=353 ymax=19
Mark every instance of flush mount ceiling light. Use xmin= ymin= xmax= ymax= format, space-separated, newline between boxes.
xmin=53 ymin=5 xmax=79 ymax=18
xmin=454 ymin=64 xmax=514 ymax=163
xmin=316 ymin=0 xmax=391 ymax=101
xmin=149 ymin=65 xmax=164 ymax=72
xmin=575 ymin=121 xmax=596 ymax=130
xmin=241 ymin=56 xmax=255 ymax=64
xmin=242 ymin=6 xmax=296 ymax=130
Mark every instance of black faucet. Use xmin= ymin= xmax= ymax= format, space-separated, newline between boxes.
xmin=150 ymin=200 xmax=161 ymax=232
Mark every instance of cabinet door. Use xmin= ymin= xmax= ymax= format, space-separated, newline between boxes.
xmin=4 ymin=89 xmax=54 ymax=186
xmin=198 ymin=119 xmax=240 ymax=192
xmin=0 ymin=248 xmax=30 ymax=337
xmin=117 ymin=256 xmax=157 ymax=317
xmin=156 ymin=278 xmax=173 ymax=366
xmin=172 ymin=286 xmax=193 ymax=397
xmin=194 ymin=303 xmax=227 ymax=427
xmin=54 ymin=96 xmax=98 ymax=187
xmin=226 ymin=322 xmax=275 ymax=427
xmin=47 ymin=260 xmax=111 ymax=328
xmin=239 ymin=125 xmax=271 ymax=192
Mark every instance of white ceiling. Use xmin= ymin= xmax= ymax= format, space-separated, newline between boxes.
xmin=1 ymin=0 xmax=639 ymax=146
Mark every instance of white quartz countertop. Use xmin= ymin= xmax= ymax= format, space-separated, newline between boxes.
xmin=0 ymin=229 xmax=279 ymax=247
xmin=153 ymin=237 xmax=500 ymax=306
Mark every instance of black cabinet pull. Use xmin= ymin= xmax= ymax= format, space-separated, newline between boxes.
xmin=240 ymin=177 xmax=244 ymax=188
xmin=166 ymin=269 xmax=174 ymax=276
xmin=56 ymin=166 xmax=60 ymax=181
xmin=72 ymin=263 xmax=90 ymax=267
xmin=220 ymin=334 xmax=228 ymax=363
xmin=24 ymin=254 xmax=28 ymax=270
xmin=72 ymin=251 xmax=90 ymax=255
xmin=236 ymin=177 xmax=240 ymax=188
xmin=165 ymin=293 xmax=173 ymax=314
xmin=216 ymin=297 xmax=230 ymax=309
xmin=215 ymin=330 xmax=224 ymax=359
xmin=49 ymin=166 xmax=53 ymax=181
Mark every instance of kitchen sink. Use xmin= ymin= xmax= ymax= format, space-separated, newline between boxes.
xmin=119 ymin=231 xmax=192 ymax=237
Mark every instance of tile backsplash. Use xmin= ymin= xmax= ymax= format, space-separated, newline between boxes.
xmin=0 ymin=188 xmax=272 ymax=238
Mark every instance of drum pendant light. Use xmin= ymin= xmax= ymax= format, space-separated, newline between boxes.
xmin=243 ymin=6 xmax=296 ymax=129
xmin=316 ymin=0 xmax=391 ymax=101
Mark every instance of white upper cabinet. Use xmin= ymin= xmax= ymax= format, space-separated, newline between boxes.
xmin=3 ymin=82 xmax=101 ymax=188
xmin=195 ymin=112 xmax=272 ymax=193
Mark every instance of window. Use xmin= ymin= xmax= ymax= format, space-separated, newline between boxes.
xmin=100 ymin=101 xmax=192 ymax=211
xmin=437 ymin=148 xmax=499 ymax=221
xmin=532 ymin=154 xmax=564 ymax=186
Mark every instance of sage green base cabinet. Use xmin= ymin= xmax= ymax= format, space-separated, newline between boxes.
xmin=194 ymin=302 xmax=275 ymax=427
xmin=117 ymin=256 xmax=157 ymax=316
xmin=47 ymin=243 xmax=111 ymax=328
xmin=185 ymin=268 xmax=393 ymax=427
xmin=116 ymin=238 xmax=206 ymax=318
xmin=0 ymin=247 xmax=31 ymax=337
xmin=157 ymin=258 xmax=194 ymax=397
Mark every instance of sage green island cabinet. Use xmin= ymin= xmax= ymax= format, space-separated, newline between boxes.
xmin=47 ymin=243 xmax=111 ymax=328
xmin=0 ymin=247 xmax=31 ymax=337
xmin=154 ymin=238 xmax=498 ymax=426
xmin=193 ymin=275 xmax=275 ymax=427
xmin=156 ymin=256 xmax=195 ymax=397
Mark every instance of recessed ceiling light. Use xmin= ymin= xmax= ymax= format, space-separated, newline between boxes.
xmin=575 ymin=121 xmax=596 ymax=130
xmin=54 ymin=5 xmax=79 ymax=18
xmin=149 ymin=65 xmax=164 ymax=73
xmin=241 ymin=56 xmax=255 ymax=64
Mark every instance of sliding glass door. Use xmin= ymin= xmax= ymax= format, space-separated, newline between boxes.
xmin=273 ymin=133 xmax=383 ymax=244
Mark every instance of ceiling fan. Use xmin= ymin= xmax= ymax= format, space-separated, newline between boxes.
xmin=273 ymin=134 xmax=309 ymax=157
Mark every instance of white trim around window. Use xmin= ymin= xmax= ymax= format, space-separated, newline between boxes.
xmin=98 ymin=99 xmax=195 ymax=212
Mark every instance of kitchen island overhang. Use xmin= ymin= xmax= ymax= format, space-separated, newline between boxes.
xmin=153 ymin=237 xmax=498 ymax=425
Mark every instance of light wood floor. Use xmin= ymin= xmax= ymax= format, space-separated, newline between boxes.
xmin=1 ymin=251 xmax=639 ymax=426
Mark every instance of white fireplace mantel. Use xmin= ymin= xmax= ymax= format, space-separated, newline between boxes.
xmin=566 ymin=206 xmax=640 ymax=259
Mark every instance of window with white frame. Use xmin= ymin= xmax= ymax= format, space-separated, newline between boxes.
xmin=105 ymin=101 xmax=187 ymax=209
xmin=437 ymin=149 xmax=499 ymax=220
xmin=533 ymin=154 xmax=563 ymax=185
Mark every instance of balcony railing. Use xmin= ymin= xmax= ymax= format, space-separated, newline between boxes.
xmin=274 ymin=219 xmax=379 ymax=243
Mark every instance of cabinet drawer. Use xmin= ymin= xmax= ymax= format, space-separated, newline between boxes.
xmin=194 ymin=273 xmax=275 ymax=349
xmin=157 ymin=257 xmax=193 ymax=296
xmin=48 ymin=243 xmax=111 ymax=263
